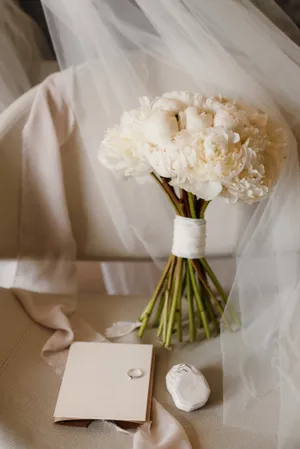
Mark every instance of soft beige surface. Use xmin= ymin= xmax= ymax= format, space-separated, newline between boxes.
xmin=0 ymin=289 xmax=277 ymax=449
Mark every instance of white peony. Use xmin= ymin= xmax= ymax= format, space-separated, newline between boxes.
xmin=144 ymin=110 xmax=179 ymax=146
xmin=145 ymin=127 xmax=247 ymax=201
xmin=221 ymin=120 xmax=286 ymax=204
xmin=202 ymin=128 xmax=247 ymax=179
xmin=145 ymin=130 xmax=197 ymax=179
xmin=205 ymin=96 xmax=226 ymax=113
xmin=175 ymin=129 xmax=247 ymax=200
xmin=214 ymin=109 xmax=249 ymax=132
xmin=180 ymin=107 xmax=213 ymax=132
xmin=99 ymin=126 xmax=151 ymax=178
xmin=152 ymin=97 xmax=186 ymax=114
xmin=99 ymin=91 xmax=286 ymax=204
xmin=222 ymin=146 xmax=267 ymax=203
xmin=99 ymin=106 xmax=151 ymax=178
xmin=120 ymin=106 xmax=150 ymax=139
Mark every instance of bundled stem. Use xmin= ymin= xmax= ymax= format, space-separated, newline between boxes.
xmin=138 ymin=175 xmax=235 ymax=347
xmin=186 ymin=267 xmax=195 ymax=342
xmin=138 ymin=255 xmax=174 ymax=337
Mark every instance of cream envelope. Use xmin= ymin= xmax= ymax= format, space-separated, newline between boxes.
xmin=54 ymin=342 xmax=155 ymax=427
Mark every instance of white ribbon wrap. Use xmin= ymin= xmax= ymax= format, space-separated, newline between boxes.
xmin=171 ymin=216 xmax=206 ymax=259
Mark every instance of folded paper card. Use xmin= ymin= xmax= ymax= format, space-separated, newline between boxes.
xmin=54 ymin=342 xmax=155 ymax=427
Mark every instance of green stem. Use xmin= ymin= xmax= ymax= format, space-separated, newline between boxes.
xmin=181 ymin=190 xmax=191 ymax=217
xmin=176 ymin=307 xmax=183 ymax=342
xmin=200 ymin=258 xmax=227 ymax=305
xmin=157 ymin=311 xmax=164 ymax=337
xmin=200 ymin=258 xmax=240 ymax=327
xmin=195 ymin=278 xmax=202 ymax=329
xmin=165 ymin=257 xmax=183 ymax=347
xmin=186 ymin=263 xmax=196 ymax=342
xmin=188 ymin=192 xmax=197 ymax=219
xmin=161 ymin=178 xmax=184 ymax=215
xmin=200 ymin=263 xmax=219 ymax=333
xmin=153 ymin=290 xmax=166 ymax=328
xmin=187 ymin=194 xmax=208 ymax=333
xmin=162 ymin=256 xmax=176 ymax=342
xmin=191 ymin=259 xmax=232 ymax=331
xmin=138 ymin=255 xmax=174 ymax=337
xmin=204 ymin=294 xmax=219 ymax=334
xmin=176 ymin=263 xmax=185 ymax=343
xmin=188 ymin=261 xmax=210 ymax=338
xmin=200 ymin=201 xmax=210 ymax=219
xmin=151 ymin=173 xmax=180 ymax=214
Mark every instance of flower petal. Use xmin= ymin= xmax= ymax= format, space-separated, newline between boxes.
xmin=192 ymin=181 xmax=223 ymax=200
xmin=144 ymin=110 xmax=179 ymax=145
xmin=172 ymin=179 xmax=222 ymax=201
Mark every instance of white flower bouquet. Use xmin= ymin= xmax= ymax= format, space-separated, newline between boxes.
xmin=99 ymin=92 xmax=286 ymax=347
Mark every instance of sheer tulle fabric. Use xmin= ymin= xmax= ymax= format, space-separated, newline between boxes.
xmin=40 ymin=0 xmax=300 ymax=446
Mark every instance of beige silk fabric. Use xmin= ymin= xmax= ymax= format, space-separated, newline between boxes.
xmin=4 ymin=70 xmax=191 ymax=449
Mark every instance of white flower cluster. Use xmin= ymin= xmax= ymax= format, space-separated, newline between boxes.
xmin=99 ymin=92 xmax=286 ymax=203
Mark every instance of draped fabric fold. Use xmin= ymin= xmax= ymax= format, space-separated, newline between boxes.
xmin=11 ymin=69 xmax=102 ymax=374
xmin=4 ymin=69 xmax=191 ymax=448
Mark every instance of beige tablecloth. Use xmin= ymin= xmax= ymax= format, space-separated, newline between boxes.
xmin=0 ymin=288 xmax=277 ymax=449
